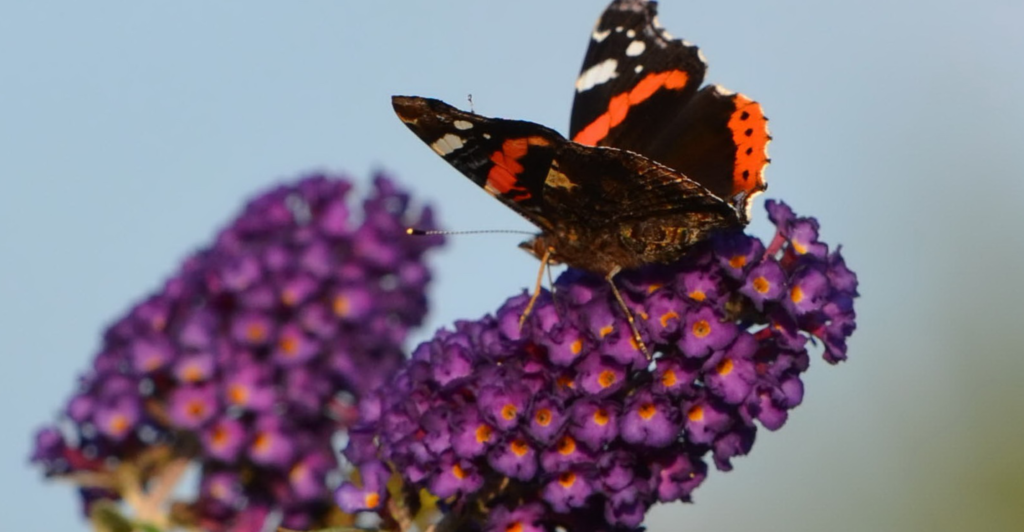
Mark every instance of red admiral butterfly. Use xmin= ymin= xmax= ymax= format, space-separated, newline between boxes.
xmin=395 ymin=0 xmax=770 ymax=355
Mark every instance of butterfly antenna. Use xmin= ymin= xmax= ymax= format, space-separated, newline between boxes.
xmin=406 ymin=227 xmax=535 ymax=237
xmin=605 ymin=268 xmax=652 ymax=360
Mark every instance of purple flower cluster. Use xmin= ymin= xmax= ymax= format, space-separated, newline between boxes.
xmin=337 ymin=201 xmax=857 ymax=531
xmin=30 ymin=174 xmax=442 ymax=531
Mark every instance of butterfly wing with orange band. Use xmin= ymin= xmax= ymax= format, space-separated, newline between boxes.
xmin=569 ymin=0 xmax=770 ymax=218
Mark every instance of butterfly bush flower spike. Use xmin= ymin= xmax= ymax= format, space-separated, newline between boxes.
xmin=340 ymin=201 xmax=858 ymax=530
xmin=30 ymin=173 xmax=442 ymax=531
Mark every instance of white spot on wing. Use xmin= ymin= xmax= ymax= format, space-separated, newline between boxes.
xmin=634 ymin=64 xmax=644 ymax=73
xmin=453 ymin=120 xmax=473 ymax=130
xmin=430 ymin=133 xmax=465 ymax=156
xmin=712 ymin=84 xmax=736 ymax=96
xmin=625 ymin=40 xmax=646 ymax=57
xmin=575 ymin=58 xmax=619 ymax=92
xmin=592 ymin=28 xmax=611 ymax=42
xmin=626 ymin=29 xmax=636 ymax=38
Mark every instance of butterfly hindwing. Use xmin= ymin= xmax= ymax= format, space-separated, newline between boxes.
xmin=570 ymin=0 xmax=707 ymax=149
xmin=569 ymin=0 xmax=770 ymax=215
xmin=640 ymin=85 xmax=770 ymax=209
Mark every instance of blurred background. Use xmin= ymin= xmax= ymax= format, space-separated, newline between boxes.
xmin=2 ymin=0 xmax=1022 ymax=530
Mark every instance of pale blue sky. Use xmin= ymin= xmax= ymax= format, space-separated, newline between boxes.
xmin=3 ymin=1 xmax=1023 ymax=530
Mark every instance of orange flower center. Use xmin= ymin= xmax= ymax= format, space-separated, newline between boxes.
xmin=141 ymin=355 xmax=162 ymax=372
xmin=186 ymin=400 xmax=206 ymax=418
xmin=108 ymin=414 xmax=129 ymax=436
xmin=254 ymin=432 xmax=271 ymax=452
xmin=510 ymin=438 xmax=529 ymax=457
xmin=692 ymin=320 xmax=711 ymax=338
xmin=661 ymin=369 xmax=678 ymax=388
xmin=279 ymin=335 xmax=298 ymax=356
xmin=212 ymin=425 xmax=229 ymax=445
xmin=501 ymin=404 xmax=518 ymax=421
xmin=228 ymin=384 xmax=249 ymax=405
xmin=246 ymin=324 xmax=266 ymax=342
xmin=452 ymin=463 xmax=466 ymax=480
xmin=182 ymin=365 xmax=203 ymax=383
xmin=475 ymin=424 xmax=493 ymax=443
xmin=333 ymin=295 xmax=350 ymax=316
xmin=598 ymin=370 xmax=617 ymax=388
xmin=289 ymin=462 xmax=308 ymax=483
xmin=557 ymin=436 xmax=577 ymax=455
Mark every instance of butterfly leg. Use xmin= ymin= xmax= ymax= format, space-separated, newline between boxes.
xmin=605 ymin=267 xmax=651 ymax=360
xmin=519 ymin=247 xmax=553 ymax=330
xmin=546 ymin=258 xmax=563 ymax=314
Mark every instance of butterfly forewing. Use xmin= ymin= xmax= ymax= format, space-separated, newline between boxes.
xmin=393 ymin=96 xmax=561 ymax=232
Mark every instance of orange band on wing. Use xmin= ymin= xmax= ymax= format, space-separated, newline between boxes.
xmin=485 ymin=136 xmax=549 ymax=199
xmin=726 ymin=94 xmax=770 ymax=196
xmin=487 ymin=164 xmax=520 ymax=195
xmin=572 ymin=69 xmax=691 ymax=146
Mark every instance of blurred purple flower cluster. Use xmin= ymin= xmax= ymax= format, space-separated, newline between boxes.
xmin=31 ymin=174 xmax=442 ymax=531
xmin=338 ymin=200 xmax=857 ymax=531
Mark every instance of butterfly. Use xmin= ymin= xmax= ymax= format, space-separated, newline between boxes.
xmin=394 ymin=0 xmax=771 ymax=356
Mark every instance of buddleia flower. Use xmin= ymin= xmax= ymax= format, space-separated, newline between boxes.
xmin=339 ymin=201 xmax=857 ymax=530
xmin=31 ymin=173 xmax=442 ymax=531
